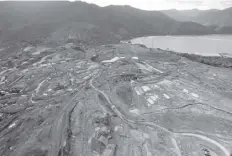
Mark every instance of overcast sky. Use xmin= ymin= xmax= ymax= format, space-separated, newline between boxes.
xmin=79 ymin=0 xmax=232 ymax=10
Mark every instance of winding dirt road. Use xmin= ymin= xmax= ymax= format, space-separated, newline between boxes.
xmin=1 ymin=43 xmax=232 ymax=156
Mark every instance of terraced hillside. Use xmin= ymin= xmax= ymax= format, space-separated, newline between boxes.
xmin=0 ymin=42 xmax=232 ymax=156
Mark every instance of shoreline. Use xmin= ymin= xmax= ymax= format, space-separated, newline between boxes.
xmin=129 ymin=35 xmax=232 ymax=69
xmin=128 ymin=42 xmax=232 ymax=69
xmin=161 ymin=49 xmax=232 ymax=68
xmin=130 ymin=34 xmax=232 ymax=42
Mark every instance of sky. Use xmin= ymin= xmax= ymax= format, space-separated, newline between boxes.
xmin=78 ymin=0 xmax=232 ymax=10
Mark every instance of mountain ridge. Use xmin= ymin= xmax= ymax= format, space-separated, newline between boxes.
xmin=162 ymin=7 xmax=232 ymax=26
xmin=0 ymin=1 xmax=215 ymax=46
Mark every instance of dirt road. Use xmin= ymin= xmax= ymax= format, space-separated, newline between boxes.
xmin=1 ymin=43 xmax=232 ymax=156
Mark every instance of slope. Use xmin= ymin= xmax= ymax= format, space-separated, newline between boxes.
xmin=0 ymin=1 xmax=214 ymax=46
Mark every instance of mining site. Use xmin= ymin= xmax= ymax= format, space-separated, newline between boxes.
xmin=1 ymin=1 xmax=232 ymax=156
xmin=0 ymin=41 xmax=232 ymax=156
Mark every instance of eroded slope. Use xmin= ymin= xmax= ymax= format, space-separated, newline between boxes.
xmin=0 ymin=43 xmax=232 ymax=156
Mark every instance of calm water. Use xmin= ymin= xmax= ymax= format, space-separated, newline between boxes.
xmin=131 ymin=35 xmax=232 ymax=56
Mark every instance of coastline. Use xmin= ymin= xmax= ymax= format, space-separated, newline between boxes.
xmin=128 ymin=41 xmax=232 ymax=69
xmin=161 ymin=48 xmax=232 ymax=68
xmin=129 ymin=35 xmax=232 ymax=69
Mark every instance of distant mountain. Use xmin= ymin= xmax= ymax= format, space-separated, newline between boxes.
xmin=162 ymin=7 xmax=232 ymax=27
xmin=0 ymin=2 xmax=214 ymax=45
xmin=193 ymin=7 xmax=232 ymax=27
xmin=162 ymin=9 xmax=203 ymax=22
xmin=215 ymin=26 xmax=232 ymax=34
xmin=101 ymin=5 xmax=213 ymax=36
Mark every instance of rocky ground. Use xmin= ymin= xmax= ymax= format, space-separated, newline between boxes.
xmin=0 ymin=42 xmax=232 ymax=156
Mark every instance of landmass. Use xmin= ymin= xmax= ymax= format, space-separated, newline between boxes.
xmin=160 ymin=49 xmax=232 ymax=68
xmin=1 ymin=42 xmax=232 ymax=156
xmin=1 ymin=2 xmax=232 ymax=156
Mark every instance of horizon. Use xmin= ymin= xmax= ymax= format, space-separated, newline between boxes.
xmin=0 ymin=0 xmax=232 ymax=10
xmin=79 ymin=0 xmax=232 ymax=11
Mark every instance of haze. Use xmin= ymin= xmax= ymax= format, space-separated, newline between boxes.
xmin=81 ymin=0 xmax=232 ymax=10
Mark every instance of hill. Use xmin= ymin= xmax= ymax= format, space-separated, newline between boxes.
xmin=162 ymin=8 xmax=232 ymax=26
xmin=161 ymin=9 xmax=204 ymax=22
xmin=193 ymin=7 xmax=232 ymax=27
xmin=0 ymin=1 xmax=214 ymax=46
